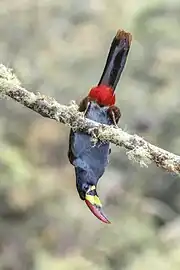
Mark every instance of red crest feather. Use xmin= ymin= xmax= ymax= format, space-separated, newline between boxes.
xmin=88 ymin=85 xmax=115 ymax=106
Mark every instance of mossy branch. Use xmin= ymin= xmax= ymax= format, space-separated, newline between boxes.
xmin=0 ymin=64 xmax=180 ymax=174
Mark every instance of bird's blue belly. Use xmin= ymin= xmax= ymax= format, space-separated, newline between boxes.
xmin=72 ymin=102 xmax=112 ymax=180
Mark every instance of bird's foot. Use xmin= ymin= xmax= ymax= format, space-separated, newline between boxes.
xmin=79 ymin=96 xmax=90 ymax=115
xmin=107 ymin=105 xmax=121 ymax=127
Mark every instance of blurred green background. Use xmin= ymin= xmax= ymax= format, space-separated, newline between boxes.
xmin=0 ymin=0 xmax=180 ymax=269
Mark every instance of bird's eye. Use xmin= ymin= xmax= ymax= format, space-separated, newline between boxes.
xmin=82 ymin=183 xmax=89 ymax=192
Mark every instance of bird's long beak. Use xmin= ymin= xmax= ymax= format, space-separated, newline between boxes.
xmin=85 ymin=185 xmax=110 ymax=224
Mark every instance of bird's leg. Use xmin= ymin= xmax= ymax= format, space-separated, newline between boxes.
xmin=107 ymin=105 xmax=121 ymax=127
xmin=78 ymin=96 xmax=90 ymax=115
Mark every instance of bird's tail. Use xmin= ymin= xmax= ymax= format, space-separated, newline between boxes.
xmin=98 ymin=30 xmax=132 ymax=91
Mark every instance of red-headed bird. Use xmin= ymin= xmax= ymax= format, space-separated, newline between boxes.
xmin=68 ymin=30 xmax=132 ymax=223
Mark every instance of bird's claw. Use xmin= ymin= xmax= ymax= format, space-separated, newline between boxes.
xmin=107 ymin=105 xmax=121 ymax=127
xmin=111 ymin=110 xmax=119 ymax=128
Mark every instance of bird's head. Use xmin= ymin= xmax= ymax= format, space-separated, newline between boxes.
xmin=88 ymin=85 xmax=115 ymax=107
xmin=76 ymin=169 xmax=110 ymax=224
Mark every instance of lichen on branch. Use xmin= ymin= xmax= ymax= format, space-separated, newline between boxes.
xmin=0 ymin=64 xmax=180 ymax=174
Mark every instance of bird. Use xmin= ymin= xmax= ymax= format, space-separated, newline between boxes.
xmin=68 ymin=29 xmax=132 ymax=224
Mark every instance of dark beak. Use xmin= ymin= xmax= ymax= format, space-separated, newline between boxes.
xmin=85 ymin=185 xmax=110 ymax=224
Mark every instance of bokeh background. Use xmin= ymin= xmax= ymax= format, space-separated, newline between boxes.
xmin=0 ymin=0 xmax=180 ymax=269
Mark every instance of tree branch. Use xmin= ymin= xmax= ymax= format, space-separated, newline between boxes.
xmin=0 ymin=64 xmax=180 ymax=174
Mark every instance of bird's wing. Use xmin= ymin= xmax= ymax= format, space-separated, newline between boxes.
xmin=69 ymin=130 xmax=110 ymax=181
xmin=68 ymin=129 xmax=93 ymax=163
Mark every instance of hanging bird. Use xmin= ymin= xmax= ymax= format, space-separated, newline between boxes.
xmin=68 ymin=29 xmax=132 ymax=223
